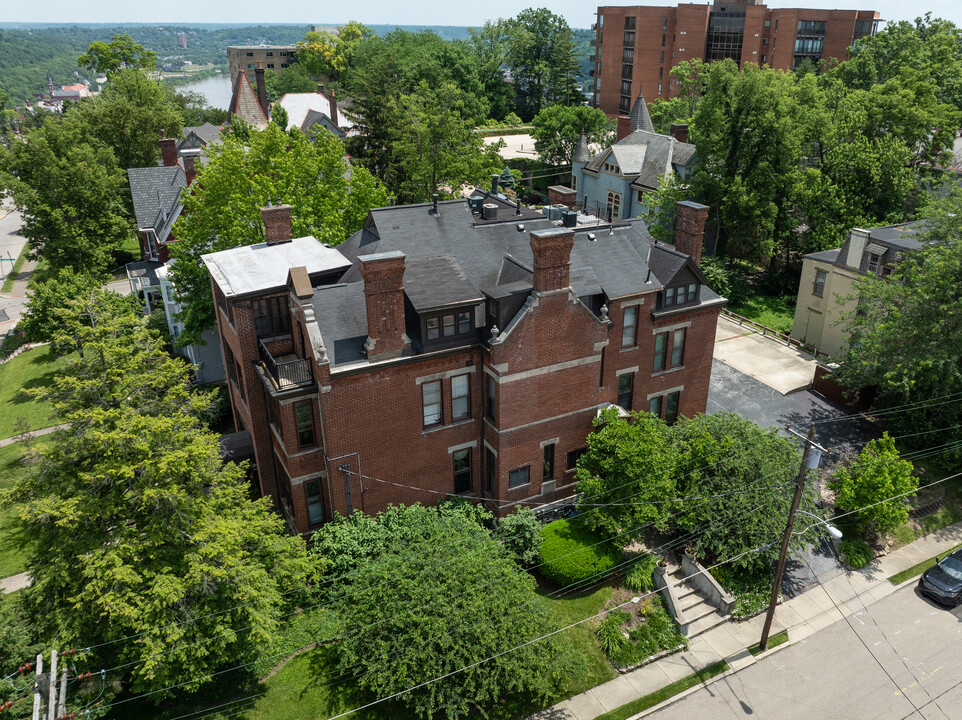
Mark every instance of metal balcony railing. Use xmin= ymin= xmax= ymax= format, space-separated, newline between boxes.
xmin=260 ymin=340 xmax=313 ymax=390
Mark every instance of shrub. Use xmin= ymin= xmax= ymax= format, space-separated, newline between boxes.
xmin=711 ymin=564 xmax=771 ymax=619
xmin=596 ymin=611 xmax=630 ymax=656
xmin=497 ymin=507 xmax=542 ymax=567
xmin=623 ymin=553 xmax=658 ymax=593
xmin=700 ymin=256 xmax=732 ymax=298
xmin=839 ymin=538 xmax=875 ymax=569
xmin=538 ymin=518 xmax=620 ymax=588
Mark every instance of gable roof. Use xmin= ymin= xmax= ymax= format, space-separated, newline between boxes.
xmin=127 ymin=166 xmax=186 ymax=242
xmin=585 ymin=129 xmax=696 ymax=192
xmin=228 ymin=71 xmax=268 ymax=130
xmin=277 ymin=92 xmax=354 ymax=134
xmin=179 ymin=122 xmax=222 ymax=150
xmin=300 ymin=109 xmax=346 ymax=139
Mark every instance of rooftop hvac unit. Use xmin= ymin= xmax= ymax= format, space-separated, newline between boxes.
xmin=468 ymin=196 xmax=483 ymax=213
xmin=562 ymin=210 xmax=578 ymax=228
xmin=482 ymin=203 xmax=498 ymax=220
xmin=545 ymin=205 xmax=564 ymax=221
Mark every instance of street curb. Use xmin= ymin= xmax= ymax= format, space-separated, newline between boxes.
xmin=627 ymin=643 xmax=793 ymax=720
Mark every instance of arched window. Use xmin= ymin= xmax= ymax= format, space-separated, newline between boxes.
xmin=607 ymin=191 xmax=621 ymax=219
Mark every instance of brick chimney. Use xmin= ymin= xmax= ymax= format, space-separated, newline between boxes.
xmin=359 ymin=251 xmax=411 ymax=360
xmin=260 ymin=203 xmax=293 ymax=246
xmin=328 ymin=86 xmax=338 ymax=127
xmin=529 ymin=228 xmax=575 ymax=293
xmin=674 ymin=201 xmax=709 ymax=267
xmin=254 ymin=62 xmax=268 ymax=116
xmin=160 ymin=130 xmax=177 ymax=167
xmin=616 ymin=115 xmax=631 ymax=141
xmin=670 ymin=124 xmax=689 ymax=143
xmin=180 ymin=148 xmax=200 ymax=185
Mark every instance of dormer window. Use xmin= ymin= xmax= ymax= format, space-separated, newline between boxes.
xmin=424 ymin=310 xmax=473 ymax=342
xmin=603 ymin=162 xmax=620 ymax=174
xmin=867 ymin=252 xmax=882 ymax=274
xmin=664 ymin=283 xmax=698 ymax=307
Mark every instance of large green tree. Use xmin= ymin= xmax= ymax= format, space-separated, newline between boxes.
xmin=507 ymin=8 xmax=580 ymax=120
xmin=575 ymin=408 xmax=678 ymax=544
xmin=672 ymin=413 xmax=810 ymax=574
xmin=2 ymin=292 xmax=313 ymax=697
xmin=830 ymin=434 xmax=917 ymax=539
xmin=76 ymin=68 xmax=184 ymax=170
xmin=691 ymin=60 xmax=803 ymax=261
xmin=170 ymin=123 xmax=389 ymax=344
xmin=296 ymin=21 xmax=373 ymax=85
xmin=531 ymin=104 xmax=614 ymax=166
xmin=2 ymin=113 xmax=130 ymax=273
xmin=392 ymin=82 xmax=504 ymax=203
xmin=77 ymin=33 xmax=157 ymax=76
xmin=332 ymin=505 xmax=565 ymax=720
xmin=833 ymin=189 xmax=962 ymax=453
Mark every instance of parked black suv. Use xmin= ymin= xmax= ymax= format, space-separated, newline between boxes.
xmin=918 ymin=548 xmax=962 ymax=606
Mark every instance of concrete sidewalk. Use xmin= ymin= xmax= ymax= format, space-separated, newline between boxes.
xmin=530 ymin=521 xmax=962 ymax=720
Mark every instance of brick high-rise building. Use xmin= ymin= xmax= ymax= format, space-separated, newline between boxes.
xmin=202 ymin=192 xmax=725 ymax=535
xmin=592 ymin=1 xmax=879 ymax=115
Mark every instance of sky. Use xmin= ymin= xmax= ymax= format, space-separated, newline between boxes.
xmin=6 ymin=1 xmax=962 ymax=29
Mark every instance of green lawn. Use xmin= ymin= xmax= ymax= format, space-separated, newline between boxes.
xmin=727 ymin=295 xmax=796 ymax=335
xmin=0 ymin=345 xmax=70 ymax=439
xmin=107 ymin=587 xmax=618 ymax=720
xmin=593 ymin=661 xmax=729 ymax=720
xmin=889 ymin=542 xmax=962 ymax=586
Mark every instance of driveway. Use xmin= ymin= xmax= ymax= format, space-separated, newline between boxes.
xmin=713 ymin=315 xmax=816 ymax=394
xmin=708 ymin=358 xmax=881 ymax=461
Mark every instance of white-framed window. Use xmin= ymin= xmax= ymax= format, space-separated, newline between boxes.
xmin=607 ymin=191 xmax=621 ymax=219
xmin=422 ymin=381 xmax=442 ymax=427
xmin=452 ymin=374 xmax=470 ymax=421
xmin=622 ymin=306 xmax=638 ymax=348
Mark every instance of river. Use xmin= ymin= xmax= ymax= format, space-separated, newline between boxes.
xmin=176 ymin=73 xmax=233 ymax=110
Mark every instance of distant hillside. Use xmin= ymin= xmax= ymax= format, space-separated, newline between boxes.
xmin=0 ymin=22 xmax=590 ymax=109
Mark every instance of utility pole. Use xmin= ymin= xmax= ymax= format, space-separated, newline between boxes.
xmin=31 ymin=653 xmax=43 ymax=720
xmin=46 ymin=649 xmax=57 ymax=720
xmin=759 ymin=424 xmax=818 ymax=651
xmin=56 ymin=663 xmax=67 ymax=718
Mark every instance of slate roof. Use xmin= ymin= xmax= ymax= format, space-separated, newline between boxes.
xmin=629 ymin=93 xmax=654 ymax=134
xmin=803 ymin=248 xmax=841 ymax=263
xmin=202 ymin=236 xmax=352 ymax=299
xmin=337 ymin=197 xmax=665 ymax=302
xmin=584 ymin=130 xmax=696 ymax=192
xmin=402 ymin=256 xmax=484 ymax=312
xmin=178 ymin=122 xmax=222 ymax=151
xmin=127 ymin=166 xmax=186 ymax=241
xmin=228 ymin=71 xmax=268 ymax=130
xmin=294 ymin=192 xmax=725 ymax=369
xmin=572 ymin=131 xmax=591 ymax=164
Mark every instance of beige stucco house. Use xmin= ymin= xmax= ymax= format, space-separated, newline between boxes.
xmin=790 ymin=222 xmax=924 ymax=356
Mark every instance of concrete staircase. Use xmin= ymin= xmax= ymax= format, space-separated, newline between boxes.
xmin=663 ymin=564 xmax=731 ymax=638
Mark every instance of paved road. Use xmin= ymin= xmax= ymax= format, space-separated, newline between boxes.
xmin=648 ymin=583 xmax=962 ymax=720
xmin=0 ymin=207 xmax=28 ymax=330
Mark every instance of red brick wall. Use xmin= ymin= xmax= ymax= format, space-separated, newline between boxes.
xmin=595 ymin=4 xmax=877 ymax=114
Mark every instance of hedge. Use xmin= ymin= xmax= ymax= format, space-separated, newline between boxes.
xmin=538 ymin=518 xmax=620 ymax=587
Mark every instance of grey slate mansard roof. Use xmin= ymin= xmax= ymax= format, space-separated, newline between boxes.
xmin=202 ymin=236 xmax=352 ymax=299
xmin=127 ymin=166 xmax=186 ymax=241
xmin=337 ymin=198 xmax=665 ymax=301
xmin=306 ymin=196 xmax=717 ymax=369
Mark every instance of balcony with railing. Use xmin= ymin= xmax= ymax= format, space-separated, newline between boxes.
xmin=259 ymin=340 xmax=313 ymax=391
